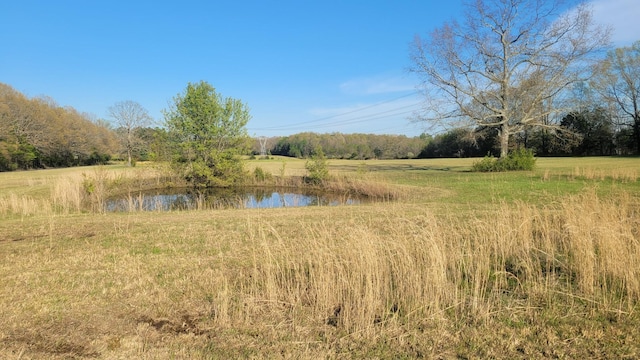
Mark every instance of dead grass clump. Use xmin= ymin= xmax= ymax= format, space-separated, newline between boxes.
xmin=0 ymin=193 xmax=51 ymax=216
xmin=244 ymin=212 xmax=453 ymax=333
xmin=322 ymin=175 xmax=409 ymax=201
xmin=559 ymin=190 xmax=640 ymax=307
xmin=51 ymin=172 xmax=86 ymax=213
xmin=241 ymin=191 xmax=640 ymax=335
xmin=572 ymin=166 xmax=639 ymax=182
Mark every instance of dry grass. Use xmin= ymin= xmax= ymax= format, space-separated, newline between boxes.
xmin=0 ymin=164 xmax=179 ymax=216
xmin=1 ymin=194 xmax=639 ymax=358
xmin=570 ymin=166 xmax=639 ymax=182
xmin=0 ymin=159 xmax=639 ymax=358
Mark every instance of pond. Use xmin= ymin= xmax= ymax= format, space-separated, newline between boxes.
xmin=104 ymin=187 xmax=368 ymax=212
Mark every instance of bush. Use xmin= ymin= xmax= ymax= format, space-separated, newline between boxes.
xmin=305 ymin=149 xmax=329 ymax=184
xmin=182 ymin=151 xmax=247 ymax=187
xmin=472 ymin=148 xmax=536 ymax=172
xmin=472 ymin=155 xmax=500 ymax=172
xmin=253 ymin=166 xmax=272 ymax=182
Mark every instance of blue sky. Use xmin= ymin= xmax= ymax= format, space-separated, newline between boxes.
xmin=1 ymin=1 xmax=638 ymax=137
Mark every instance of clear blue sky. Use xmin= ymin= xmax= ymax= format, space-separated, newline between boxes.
xmin=1 ymin=0 xmax=637 ymax=137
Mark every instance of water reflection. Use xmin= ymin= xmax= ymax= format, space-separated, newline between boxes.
xmin=105 ymin=187 xmax=365 ymax=212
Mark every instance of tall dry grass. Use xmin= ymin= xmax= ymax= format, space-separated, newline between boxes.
xmin=0 ymin=193 xmax=53 ymax=216
xmin=1 ymin=188 xmax=638 ymax=357
xmin=0 ymin=165 xmax=179 ymax=216
xmin=571 ymin=166 xmax=639 ymax=182
xmin=321 ymin=174 xmax=409 ymax=201
xmin=233 ymin=191 xmax=639 ymax=336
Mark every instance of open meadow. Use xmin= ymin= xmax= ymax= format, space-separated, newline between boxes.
xmin=1 ymin=157 xmax=640 ymax=359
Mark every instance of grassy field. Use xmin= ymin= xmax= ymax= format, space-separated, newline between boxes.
xmin=1 ymin=157 xmax=639 ymax=359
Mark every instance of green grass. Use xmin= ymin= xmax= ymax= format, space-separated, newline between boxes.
xmin=276 ymin=156 xmax=640 ymax=206
xmin=1 ymin=157 xmax=639 ymax=359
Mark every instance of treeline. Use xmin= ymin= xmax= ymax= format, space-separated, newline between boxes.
xmin=0 ymin=83 xmax=119 ymax=171
xmin=266 ymin=132 xmax=427 ymax=159
xmin=255 ymin=104 xmax=630 ymax=160
xmin=418 ymin=107 xmax=633 ymax=158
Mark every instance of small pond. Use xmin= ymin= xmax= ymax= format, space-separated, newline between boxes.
xmin=105 ymin=187 xmax=368 ymax=212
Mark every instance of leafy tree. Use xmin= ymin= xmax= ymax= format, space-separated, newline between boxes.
xmin=418 ymin=128 xmax=475 ymax=158
xmin=614 ymin=127 xmax=637 ymax=155
xmin=560 ymin=108 xmax=615 ymax=155
xmin=164 ymin=81 xmax=251 ymax=187
xmin=410 ymin=0 xmax=610 ymax=158
xmin=525 ymin=127 xmax=564 ymax=156
xmin=108 ymin=100 xmax=152 ymax=166
xmin=592 ymin=41 xmax=640 ymax=154
xmin=418 ymin=128 xmax=497 ymax=158
xmin=134 ymin=127 xmax=172 ymax=161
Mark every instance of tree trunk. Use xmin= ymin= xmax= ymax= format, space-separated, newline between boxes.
xmin=127 ymin=148 xmax=132 ymax=167
xmin=634 ymin=113 xmax=640 ymax=154
xmin=126 ymin=128 xmax=133 ymax=166
xmin=499 ymin=124 xmax=510 ymax=158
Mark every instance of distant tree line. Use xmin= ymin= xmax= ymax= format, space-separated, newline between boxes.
xmin=0 ymin=83 xmax=119 ymax=171
xmin=265 ymin=132 xmax=427 ymax=159
xmin=253 ymin=106 xmax=626 ymax=161
xmin=417 ymin=106 xmax=629 ymax=158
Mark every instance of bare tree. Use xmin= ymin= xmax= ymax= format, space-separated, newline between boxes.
xmin=592 ymin=41 xmax=640 ymax=154
xmin=410 ymin=0 xmax=610 ymax=157
xmin=108 ymin=100 xmax=152 ymax=166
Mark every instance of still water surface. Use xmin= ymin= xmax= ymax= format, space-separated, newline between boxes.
xmin=105 ymin=187 xmax=367 ymax=212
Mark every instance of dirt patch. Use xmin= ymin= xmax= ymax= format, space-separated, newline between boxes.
xmin=137 ymin=313 xmax=207 ymax=336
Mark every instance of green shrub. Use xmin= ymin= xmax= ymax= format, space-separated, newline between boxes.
xmin=305 ymin=148 xmax=329 ymax=184
xmin=253 ymin=166 xmax=272 ymax=182
xmin=472 ymin=155 xmax=500 ymax=172
xmin=505 ymin=148 xmax=536 ymax=170
xmin=472 ymin=148 xmax=536 ymax=172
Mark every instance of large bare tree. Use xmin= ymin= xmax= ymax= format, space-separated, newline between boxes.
xmin=410 ymin=0 xmax=610 ymax=157
xmin=108 ymin=100 xmax=152 ymax=166
xmin=592 ymin=41 xmax=640 ymax=154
